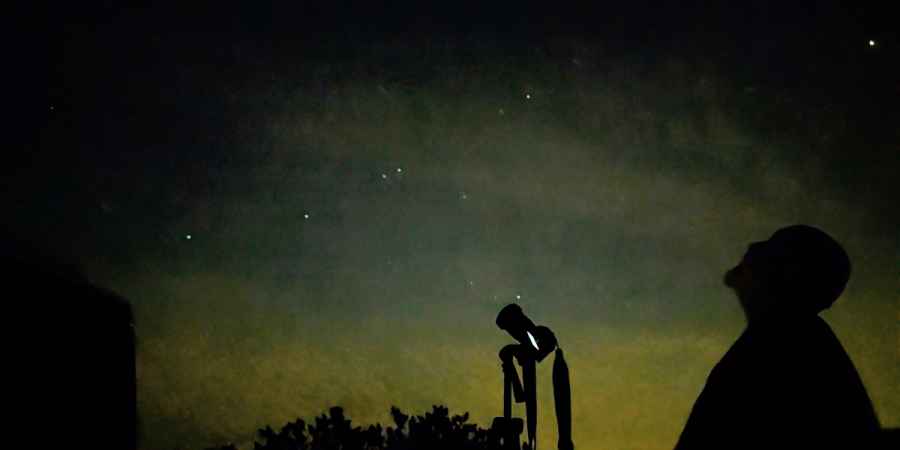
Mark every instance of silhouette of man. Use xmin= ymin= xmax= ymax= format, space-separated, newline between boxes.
xmin=675 ymin=225 xmax=880 ymax=449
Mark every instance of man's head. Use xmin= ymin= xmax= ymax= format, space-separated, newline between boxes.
xmin=724 ymin=225 xmax=851 ymax=321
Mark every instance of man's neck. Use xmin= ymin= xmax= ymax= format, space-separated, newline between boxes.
xmin=746 ymin=310 xmax=819 ymax=329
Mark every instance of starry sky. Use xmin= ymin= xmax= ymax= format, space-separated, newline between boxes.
xmin=16 ymin=2 xmax=899 ymax=449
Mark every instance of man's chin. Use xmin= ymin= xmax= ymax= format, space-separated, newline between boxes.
xmin=724 ymin=267 xmax=738 ymax=287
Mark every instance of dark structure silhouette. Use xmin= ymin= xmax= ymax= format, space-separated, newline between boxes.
xmin=3 ymin=239 xmax=136 ymax=450
xmin=675 ymin=225 xmax=881 ymax=449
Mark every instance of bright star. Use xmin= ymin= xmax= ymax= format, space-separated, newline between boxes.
xmin=186 ymin=234 xmax=192 ymax=240
xmin=515 ymin=294 xmax=521 ymax=300
xmin=381 ymin=173 xmax=388 ymax=179
xmin=868 ymin=39 xmax=876 ymax=47
xmin=525 ymin=93 xmax=531 ymax=100
xmin=303 ymin=213 xmax=310 ymax=219
xmin=396 ymin=167 xmax=403 ymax=173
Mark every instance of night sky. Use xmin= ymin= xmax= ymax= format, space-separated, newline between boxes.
xmin=15 ymin=2 xmax=899 ymax=449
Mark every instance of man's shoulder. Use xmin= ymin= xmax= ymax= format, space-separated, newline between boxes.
xmin=713 ymin=316 xmax=851 ymax=383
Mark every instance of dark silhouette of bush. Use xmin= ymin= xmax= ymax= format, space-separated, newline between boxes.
xmin=204 ymin=405 xmax=508 ymax=450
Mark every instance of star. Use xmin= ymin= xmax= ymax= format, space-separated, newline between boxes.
xmin=381 ymin=173 xmax=388 ymax=179
xmin=396 ymin=167 xmax=403 ymax=173
xmin=303 ymin=213 xmax=310 ymax=219
xmin=186 ymin=234 xmax=192 ymax=240
xmin=515 ymin=294 xmax=521 ymax=300
xmin=868 ymin=39 xmax=876 ymax=47
xmin=525 ymin=93 xmax=531 ymax=100
xmin=460 ymin=192 xmax=468 ymax=200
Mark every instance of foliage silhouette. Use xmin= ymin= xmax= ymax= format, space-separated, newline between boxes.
xmin=204 ymin=405 xmax=515 ymax=450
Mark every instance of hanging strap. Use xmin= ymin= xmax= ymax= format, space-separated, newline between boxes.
xmin=553 ymin=348 xmax=574 ymax=450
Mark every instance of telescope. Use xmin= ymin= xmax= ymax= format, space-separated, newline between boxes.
xmin=492 ymin=304 xmax=574 ymax=450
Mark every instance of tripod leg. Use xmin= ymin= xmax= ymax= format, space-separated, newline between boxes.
xmin=523 ymin=359 xmax=537 ymax=450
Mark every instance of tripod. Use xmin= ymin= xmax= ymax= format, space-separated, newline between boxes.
xmin=492 ymin=344 xmax=529 ymax=450
xmin=491 ymin=344 xmax=574 ymax=450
